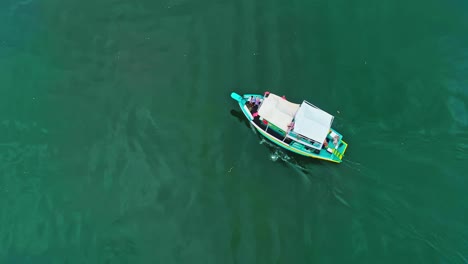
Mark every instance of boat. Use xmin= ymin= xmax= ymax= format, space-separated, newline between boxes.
xmin=230 ymin=91 xmax=348 ymax=163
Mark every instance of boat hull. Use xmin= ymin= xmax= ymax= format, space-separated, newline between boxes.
xmin=231 ymin=92 xmax=348 ymax=163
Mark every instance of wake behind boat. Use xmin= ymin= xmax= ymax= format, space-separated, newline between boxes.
xmin=231 ymin=91 xmax=348 ymax=163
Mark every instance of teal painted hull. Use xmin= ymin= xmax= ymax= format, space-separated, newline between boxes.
xmin=230 ymin=92 xmax=348 ymax=163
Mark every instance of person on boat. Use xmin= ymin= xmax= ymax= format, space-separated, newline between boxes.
xmin=255 ymin=97 xmax=261 ymax=105
xmin=323 ymin=140 xmax=328 ymax=148
xmin=333 ymin=135 xmax=339 ymax=146
xmin=252 ymin=112 xmax=260 ymax=121
xmin=247 ymin=97 xmax=257 ymax=112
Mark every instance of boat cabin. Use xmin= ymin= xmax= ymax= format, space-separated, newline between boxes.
xmin=248 ymin=92 xmax=334 ymax=152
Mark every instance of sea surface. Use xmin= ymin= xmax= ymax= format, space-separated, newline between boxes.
xmin=1 ymin=0 xmax=468 ymax=263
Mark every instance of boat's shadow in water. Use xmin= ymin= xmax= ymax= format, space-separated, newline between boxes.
xmin=230 ymin=109 xmax=251 ymax=129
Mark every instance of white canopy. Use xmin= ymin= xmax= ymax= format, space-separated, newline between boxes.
xmin=257 ymin=93 xmax=300 ymax=131
xmin=292 ymin=101 xmax=334 ymax=143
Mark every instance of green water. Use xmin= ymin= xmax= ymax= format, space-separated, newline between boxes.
xmin=1 ymin=0 xmax=468 ymax=263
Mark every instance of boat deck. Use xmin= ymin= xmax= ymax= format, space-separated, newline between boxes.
xmin=241 ymin=93 xmax=347 ymax=163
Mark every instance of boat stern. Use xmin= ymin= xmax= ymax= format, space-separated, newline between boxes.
xmin=335 ymin=140 xmax=348 ymax=162
xmin=324 ymin=129 xmax=349 ymax=163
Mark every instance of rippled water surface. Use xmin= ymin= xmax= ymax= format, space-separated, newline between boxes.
xmin=1 ymin=0 xmax=468 ymax=263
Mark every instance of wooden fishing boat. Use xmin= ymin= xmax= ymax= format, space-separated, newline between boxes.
xmin=230 ymin=91 xmax=348 ymax=163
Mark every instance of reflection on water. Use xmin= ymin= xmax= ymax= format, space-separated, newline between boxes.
xmin=229 ymin=109 xmax=251 ymax=129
